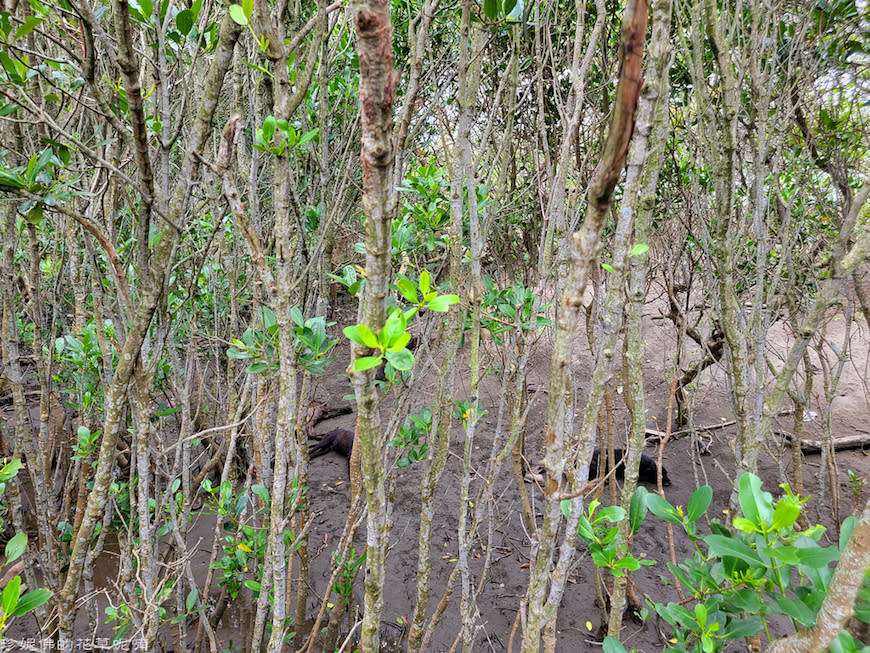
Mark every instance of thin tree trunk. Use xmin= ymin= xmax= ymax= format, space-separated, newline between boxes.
xmin=521 ymin=1 xmax=649 ymax=649
xmin=607 ymin=0 xmax=673 ymax=636
xmin=349 ymin=0 xmax=398 ymax=647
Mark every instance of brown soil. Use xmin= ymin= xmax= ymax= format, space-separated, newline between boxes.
xmin=5 ymin=301 xmax=869 ymax=652
xmin=300 ymin=301 xmax=870 ymax=652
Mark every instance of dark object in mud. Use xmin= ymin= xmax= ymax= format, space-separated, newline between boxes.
xmin=588 ymin=448 xmax=671 ymax=486
xmin=305 ymin=400 xmax=352 ymax=438
xmin=309 ymin=428 xmax=354 ymax=475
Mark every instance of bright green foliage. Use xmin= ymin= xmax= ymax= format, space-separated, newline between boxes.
xmin=564 ymin=491 xmax=655 ymax=579
xmin=254 ymin=115 xmax=319 ymax=157
xmin=327 ymin=265 xmax=365 ymax=297
xmin=228 ymin=0 xmax=269 ymax=51
xmin=170 ymin=588 xmax=206 ymax=625
xmin=0 ymin=147 xmax=80 ymax=225
xmin=480 ymin=0 xmax=523 ymax=23
xmin=453 ymin=400 xmax=487 ymax=428
xmin=53 ymin=319 xmax=117 ymax=416
xmin=201 ymin=479 xmax=269 ymax=598
xmin=645 ymin=474 xmax=848 ymax=652
xmin=227 ymin=306 xmax=338 ymax=375
xmin=104 ymin=603 xmax=133 ymax=642
xmin=344 ymin=270 xmax=458 ymax=383
xmin=475 ymin=276 xmax=552 ymax=344
xmin=577 ymin=474 xmax=864 ymax=651
xmin=389 ymin=406 xmax=431 ymax=467
xmin=332 ymin=547 xmax=366 ymax=605
xmin=395 ymin=161 xmax=450 ymax=256
xmin=200 ymin=478 xmax=303 ymax=605
xmin=72 ymin=426 xmax=101 ymax=462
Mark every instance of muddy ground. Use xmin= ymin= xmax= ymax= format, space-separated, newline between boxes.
xmin=5 ymin=296 xmax=869 ymax=652
xmin=297 ymin=298 xmax=870 ymax=652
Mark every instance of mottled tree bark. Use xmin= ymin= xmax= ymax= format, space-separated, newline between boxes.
xmin=521 ymin=1 xmax=649 ymax=650
xmin=608 ymin=0 xmax=674 ymax=637
xmin=349 ymin=0 xmax=397 ymax=648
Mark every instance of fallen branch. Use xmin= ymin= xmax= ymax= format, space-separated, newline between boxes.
xmin=778 ymin=432 xmax=870 ymax=454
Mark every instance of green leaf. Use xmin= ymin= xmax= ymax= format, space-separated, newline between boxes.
xmin=628 ymin=243 xmax=649 ymax=257
xmin=738 ymin=472 xmax=773 ymax=528
xmin=262 ymin=115 xmax=276 ymax=141
xmin=381 ymin=311 xmax=406 ymax=347
xmin=175 ymin=9 xmax=193 ymax=35
xmin=614 ymin=556 xmax=641 ymax=572
xmin=646 ymin=494 xmax=681 ymax=524
xmin=251 ymin=484 xmax=270 ymax=504
xmin=794 ymin=544 xmax=840 ymax=569
xmin=385 ymin=348 xmax=414 ymax=371
xmin=483 ymin=0 xmax=498 ymax=19
xmin=31 ymin=148 xmax=54 ymax=181
xmin=629 ymin=486 xmax=648 ymax=534
xmin=397 ymin=278 xmax=418 ymax=303
xmin=4 ymin=532 xmax=26 ymax=563
xmin=228 ymin=4 xmax=248 ymax=25
xmin=56 ymin=144 xmax=71 ymax=165
xmin=687 ymin=486 xmax=713 ymax=522
xmin=722 ymin=588 xmax=763 ymax=614
xmin=601 ymin=263 xmax=614 ymax=273
xmin=840 ymin=515 xmax=857 ymax=552
xmin=503 ymin=0 xmax=517 ymax=17
xmin=258 ymin=306 xmax=277 ymax=330
xmin=387 ymin=332 xmax=411 ymax=352
xmin=242 ymin=0 xmax=253 ymax=20
xmin=354 ymin=356 xmax=383 ymax=371
xmin=343 ymin=325 xmax=364 ymax=346
xmin=722 ymin=617 xmax=764 ymax=639
xmin=0 ymin=52 xmax=24 ymax=85
xmin=771 ymin=497 xmax=801 ymax=531
xmin=244 ymin=580 xmax=261 ymax=591
xmin=426 ymin=294 xmax=459 ymax=312
xmin=343 ymin=325 xmax=377 ymax=349
xmin=14 ymin=16 xmax=43 ymax=40
xmin=595 ymin=505 xmax=626 ymax=525
xmin=419 ymin=269 xmax=431 ymax=295
xmin=26 ymin=203 xmax=44 ymax=226
xmin=765 ymin=545 xmax=800 ymax=565
xmin=298 ymin=128 xmax=319 ymax=145
xmin=0 ymin=459 xmax=23 ymax=483
xmin=2 ymin=575 xmax=20 ymax=616
xmin=773 ymin=595 xmax=817 ymax=627
xmin=11 ymin=588 xmax=50 ymax=617
xmin=831 ymin=630 xmax=860 ymax=653
xmin=244 ymin=362 xmax=269 ymax=374
xmin=733 ymin=517 xmax=760 ymax=534
xmin=703 ymin=534 xmax=764 ymax=566
xmin=140 ymin=0 xmax=153 ymax=18
xmin=694 ymin=602 xmax=707 ymax=626
xmin=356 ymin=324 xmax=380 ymax=349
xmin=185 ymin=588 xmax=198 ymax=612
